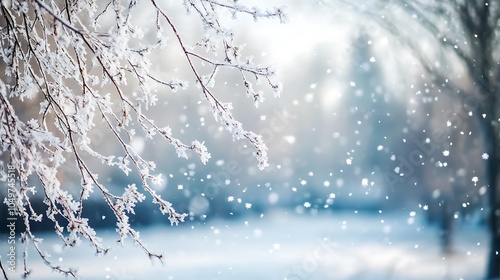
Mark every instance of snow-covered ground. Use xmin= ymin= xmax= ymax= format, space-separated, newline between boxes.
xmin=2 ymin=211 xmax=488 ymax=279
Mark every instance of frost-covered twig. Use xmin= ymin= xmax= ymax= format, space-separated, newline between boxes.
xmin=0 ymin=0 xmax=284 ymax=278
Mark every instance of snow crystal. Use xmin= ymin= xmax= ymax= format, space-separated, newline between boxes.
xmin=472 ymin=176 xmax=479 ymax=186
xmin=361 ymin=178 xmax=369 ymax=187
xmin=482 ymin=153 xmax=489 ymax=160
xmin=437 ymin=161 xmax=448 ymax=167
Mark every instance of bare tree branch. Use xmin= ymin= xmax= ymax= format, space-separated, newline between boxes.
xmin=0 ymin=1 xmax=285 ymax=278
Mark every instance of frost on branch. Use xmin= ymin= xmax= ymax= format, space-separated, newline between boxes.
xmin=0 ymin=0 xmax=284 ymax=278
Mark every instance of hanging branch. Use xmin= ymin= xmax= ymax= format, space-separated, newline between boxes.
xmin=0 ymin=0 xmax=285 ymax=278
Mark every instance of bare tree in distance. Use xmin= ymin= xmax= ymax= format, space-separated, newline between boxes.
xmin=334 ymin=0 xmax=499 ymax=278
xmin=0 ymin=0 xmax=285 ymax=278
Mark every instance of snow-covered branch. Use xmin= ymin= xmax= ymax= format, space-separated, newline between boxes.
xmin=0 ymin=0 xmax=284 ymax=277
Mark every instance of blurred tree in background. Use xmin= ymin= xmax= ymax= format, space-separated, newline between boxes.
xmin=344 ymin=0 xmax=500 ymax=277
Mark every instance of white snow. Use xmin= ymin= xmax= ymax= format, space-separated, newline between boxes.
xmin=472 ymin=176 xmax=479 ymax=186
xmin=2 ymin=211 xmax=487 ymax=280
xmin=361 ymin=178 xmax=369 ymax=187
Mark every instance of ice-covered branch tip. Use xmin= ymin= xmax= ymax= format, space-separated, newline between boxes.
xmin=1 ymin=0 xmax=283 ymax=278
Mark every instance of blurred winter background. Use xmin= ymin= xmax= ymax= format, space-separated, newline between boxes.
xmin=0 ymin=0 xmax=492 ymax=279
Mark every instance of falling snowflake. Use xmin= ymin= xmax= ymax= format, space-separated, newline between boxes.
xmin=442 ymin=150 xmax=450 ymax=156
xmin=361 ymin=178 xmax=369 ymax=187
xmin=482 ymin=153 xmax=489 ymax=160
xmin=437 ymin=161 xmax=448 ymax=167
xmin=472 ymin=176 xmax=479 ymax=186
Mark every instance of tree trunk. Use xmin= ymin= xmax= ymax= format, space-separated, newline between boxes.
xmin=483 ymin=79 xmax=500 ymax=278
xmin=476 ymin=2 xmax=500 ymax=276
xmin=486 ymin=122 xmax=500 ymax=279
xmin=439 ymin=199 xmax=454 ymax=254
